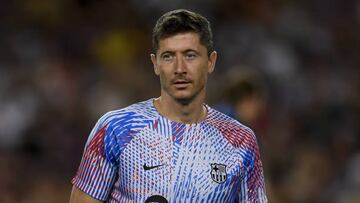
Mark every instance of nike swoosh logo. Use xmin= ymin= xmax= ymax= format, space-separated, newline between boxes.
xmin=143 ymin=164 xmax=164 ymax=171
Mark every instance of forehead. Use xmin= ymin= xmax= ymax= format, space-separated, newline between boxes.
xmin=157 ymin=32 xmax=206 ymax=54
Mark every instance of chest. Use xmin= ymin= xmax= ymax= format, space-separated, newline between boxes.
xmin=114 ymin=124 xmax=244 ymax=202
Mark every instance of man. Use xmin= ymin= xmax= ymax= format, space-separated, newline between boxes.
xmin=70 ymin=9 xmax=267 ymax=203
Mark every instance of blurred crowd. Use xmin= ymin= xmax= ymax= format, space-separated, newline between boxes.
xmin=0 ymin=0 xmax=359 ymax=202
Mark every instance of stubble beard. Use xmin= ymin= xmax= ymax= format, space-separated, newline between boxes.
xmin=163 ymin=82 xmax=206 ymax=106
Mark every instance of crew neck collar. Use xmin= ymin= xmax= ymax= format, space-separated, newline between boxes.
xmin=149 ymin=98 xmax=211 ymax=126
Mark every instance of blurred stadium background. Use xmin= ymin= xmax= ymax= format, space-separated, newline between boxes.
xmin=0 ymin=0 xmax=359 ymax=202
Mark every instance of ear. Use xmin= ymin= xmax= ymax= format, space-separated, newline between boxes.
xmin=150 ymin=53 xmax=159 ymax=75
xmin=207 ymin=51 xmax=217 ymax=74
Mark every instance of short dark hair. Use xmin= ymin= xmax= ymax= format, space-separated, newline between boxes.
xmin=152 ymin=9 xmax=214 ymax=56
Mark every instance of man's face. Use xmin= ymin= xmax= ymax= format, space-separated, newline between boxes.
xmin=151 ymin=32 xmax=217 ymax=103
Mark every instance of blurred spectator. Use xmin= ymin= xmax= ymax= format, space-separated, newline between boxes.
xmin=214 ymin=68 xmax=269 ymax=138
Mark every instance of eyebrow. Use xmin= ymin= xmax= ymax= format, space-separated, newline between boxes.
xmin=159 ymin=49 xmax=200 ymax=57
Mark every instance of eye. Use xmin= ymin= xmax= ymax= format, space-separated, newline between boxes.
xmin=185 ymin=52 xmax=197 ymax=60
xmin=161 ymin=53 xmax=173 ymax=61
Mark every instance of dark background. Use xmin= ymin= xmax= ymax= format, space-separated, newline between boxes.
xmin=0 ymin=0 xmax=359 ymax=202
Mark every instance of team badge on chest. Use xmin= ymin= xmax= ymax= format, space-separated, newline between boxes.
xmin=210 ymin=163 xmax=227 ymax=184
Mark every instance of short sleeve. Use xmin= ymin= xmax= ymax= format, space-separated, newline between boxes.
xmin=71 ymin=116 xmax=119 ymax=201
xmin=238 ymin=129 xmax=267 ymax=203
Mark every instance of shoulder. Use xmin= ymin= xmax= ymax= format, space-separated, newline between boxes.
xmin=207 ymin=106 xmax=254 ymax=134
xmin=92 ymin=99 xmax=157 ymax=134
xmin=206 ymin=106 xmax=257 ymax=149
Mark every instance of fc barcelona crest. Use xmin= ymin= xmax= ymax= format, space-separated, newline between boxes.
xmin=210 ymin=163 xmax=227 ymax=184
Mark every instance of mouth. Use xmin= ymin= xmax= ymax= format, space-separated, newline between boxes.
xmin=172 ymin=79 xmax=191 ymax=89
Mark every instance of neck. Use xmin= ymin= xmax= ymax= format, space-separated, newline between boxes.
xmin=154 ymin=92 xmax=207 ymax=124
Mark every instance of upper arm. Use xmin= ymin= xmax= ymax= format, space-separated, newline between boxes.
xmin=70 ymin=186 xmax=103 ymax=203
xmin=71 ymin=117 xmax=119 ymax=201
xmin=238 ymin=129 xmax=267 ymax=202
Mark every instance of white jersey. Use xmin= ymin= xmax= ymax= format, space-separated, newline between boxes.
xmin=72 ymin=99 xmax=267 ymax=202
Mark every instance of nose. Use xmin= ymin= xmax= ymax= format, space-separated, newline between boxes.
xmin=174 ymin=55 xmax=187 ymax=74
